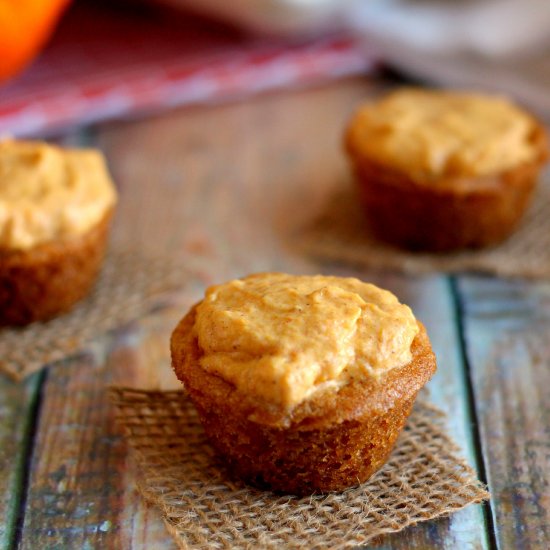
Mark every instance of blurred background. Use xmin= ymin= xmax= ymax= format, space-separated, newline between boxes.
xmin=1 ymin=0 xmax=549 ymax=137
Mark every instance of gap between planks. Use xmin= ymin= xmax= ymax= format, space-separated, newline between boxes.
xmin=6 ymin=370 xmax=47 ymax=550
xmin=450 ymin=275 xmax=498 ymax=550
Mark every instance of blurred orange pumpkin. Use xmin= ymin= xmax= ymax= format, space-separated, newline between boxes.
xmin=0 ymin=0 xmax=71 ymax=82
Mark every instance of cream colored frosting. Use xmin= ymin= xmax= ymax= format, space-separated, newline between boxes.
xmin=347 ymin=89 xmax=539 ymax=179
xmin=194 ymin=273 xmax=419 ymax=408
xmin=0 ymin=140 xmax=117 ymax=250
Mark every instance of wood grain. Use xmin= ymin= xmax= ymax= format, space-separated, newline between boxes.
xmin=100 ymin=78 xmax=488 ymax=548
xmin=458 ymin=276 xmax=550 ymax=550
xmin=10 ymin=78 xmax=491 ymax=548
xmin=17 ymin=335 xmax=178 ymax=550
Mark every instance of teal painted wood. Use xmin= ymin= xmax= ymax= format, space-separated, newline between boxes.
xmin=458 ymin=276 xmax=550 ymax=550
xmin=0 ymin=373 xmax=43 ymax=549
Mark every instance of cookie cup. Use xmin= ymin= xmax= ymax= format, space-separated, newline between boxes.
xmin=0 ymin=209 xmax=113 ymax=326
xmin=345 ymin=110 xmax=549 ymax=251
xmin=171 ymin=305 xmax=437 ymax=495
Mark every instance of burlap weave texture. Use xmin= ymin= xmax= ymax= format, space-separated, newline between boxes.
xmin=0 ymin=250 xmax=184 ymax=380
xmin=297 ymin=175 xmax=550 ymax=279
xmin=110 ymin=388 xmax=489 ymax=550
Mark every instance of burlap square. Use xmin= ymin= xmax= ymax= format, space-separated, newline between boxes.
xmin=296 ymin=175 xmax=550 ymax=279
xmin=0 ymin=250 xmax=184 ymax=381
xmin=110 ymin=388 xmax=489 ymax=550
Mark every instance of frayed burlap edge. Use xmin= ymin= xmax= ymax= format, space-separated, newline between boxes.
xmin=0 ymin=250 xmax=185 ymax=381
xmin=296 ymin=175 xmax=550 ymax=279
xmin=110 ymin=388 xmax=489 ymax=550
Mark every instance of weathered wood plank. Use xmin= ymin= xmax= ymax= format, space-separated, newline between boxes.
xmin=99 ymin=78 xmax=489 ymax=548
xmin=0 ymin=374 xmax=42 ymax=549
xmin=16 ymin=78 xmax=490 ymax=548
xmin=18 ymin=78 xmax=382 ymax=550
xmin=17 ymin=330 xmax=180 ymax=550
xmin=458 ymin=276 xmax=550 ymax=550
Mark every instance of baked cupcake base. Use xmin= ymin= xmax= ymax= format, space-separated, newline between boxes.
xmin=353 ymin=152 xmax=543 ymax=251
xmin=0 ymin=211 xmax=112 ymax=326
xmin=171 ymin=307 xmax=437 ymax=495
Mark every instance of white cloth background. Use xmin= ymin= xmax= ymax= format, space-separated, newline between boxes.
xmin=165 ymin=0 xmax=550 ymax=117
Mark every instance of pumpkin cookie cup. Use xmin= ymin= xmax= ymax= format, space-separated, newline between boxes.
xmin=171 ymin=299 xmax=436 ymax=496
xmin=345 ymin=89 xmax=549 ymax=251
xmin=0 ymin=209 xmax=113 ymax=326
xmin=0 ymin=140 xmax=117 ymax=325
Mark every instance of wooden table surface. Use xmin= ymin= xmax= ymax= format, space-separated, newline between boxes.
xmin=1 ymin=77 xmax=549 ymax=550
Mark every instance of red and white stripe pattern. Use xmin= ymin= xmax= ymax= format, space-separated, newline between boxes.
xmin=0 ymin=4 xmax=375 ymax=137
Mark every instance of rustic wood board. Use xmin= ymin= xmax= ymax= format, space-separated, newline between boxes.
xmin=97 ymin=77 xmax=489 ymax=547
xmin=17 ymin=332 xmax=180 ymax=550
xmin=0 ymin=78 xmax=501 ymax=549
xmin=458 ymin=276 xmax=550 ymax=550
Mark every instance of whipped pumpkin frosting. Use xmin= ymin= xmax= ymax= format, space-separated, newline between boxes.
xmin=346 ymin=89 xmax=539 ymax=179
xmin=193 ymin=273 xmax=419 ymax=408
xmin=0 ymin=140 xmax=117 ymax=250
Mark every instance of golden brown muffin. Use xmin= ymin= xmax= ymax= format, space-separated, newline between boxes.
xmin=0 ymin=140 xmax=117 ymax=325
xmin=171 ymin=273 xmax=437 ymax=495
xmin=345 ymin=88 xmax=549 ymax=251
